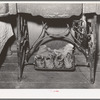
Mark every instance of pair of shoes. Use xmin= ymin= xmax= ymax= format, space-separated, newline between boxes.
xmin=34 ymin=43 xmax=74 ymax=69
xmin=34 ymin=45 xmax=55 ymax=69
xmin=54 ymin=43 xmax=74 ymax=69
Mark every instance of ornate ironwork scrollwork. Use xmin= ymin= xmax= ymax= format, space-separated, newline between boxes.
xmin=17 ymin=14 xmax=97 ymax=84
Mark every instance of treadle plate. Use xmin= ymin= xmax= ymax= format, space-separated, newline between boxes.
xmin=34 ymin=66 xmax=75 ymax=71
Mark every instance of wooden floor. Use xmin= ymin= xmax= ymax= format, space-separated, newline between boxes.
xmin=0 ymin=52 xmax=100 ymax=89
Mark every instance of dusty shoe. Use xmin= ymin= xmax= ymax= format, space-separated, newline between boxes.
xmin=34 ymin=55 xmax=45 ymax=68
xmin=64 ymin=53 xmax=73 ymax=69
xmin=62 ymin=43 xmax=74 ymax=69
xmin=54 ymin=53 xmax=64 ymax=68
xmin=44 ymin=54 xmax=54 ymax=69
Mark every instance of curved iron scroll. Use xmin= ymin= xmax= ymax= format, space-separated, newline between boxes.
xmin=17 ymin=14 xmax=97 ymax=84
xmin=26 ymin=23 xmax=88 ymax=62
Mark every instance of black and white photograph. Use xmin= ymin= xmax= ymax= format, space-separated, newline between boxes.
xmin=0 ymin=1 xmax=100 ymax=92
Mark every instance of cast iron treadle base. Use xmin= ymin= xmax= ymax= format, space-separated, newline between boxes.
xmin=17 ymin=13 xmax=97 ymax=84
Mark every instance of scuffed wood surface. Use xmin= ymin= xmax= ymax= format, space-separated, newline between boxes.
xmin=0 ymin=4 xmax=9 ymax=14
xmin=96 ymin=4 xmax=100 ymax=15
xmin=0 ymin=3 xmax=16 ymax=17
xmin=83 ymin=3 xmax=100 ymax=15
xmin=17 ymin=3 xmax=100 ymax=16
xmin=1 ymin=3 xmax=100 ymax=17
xmin=0 ymin=3 xmax=100 ymax=16
xmin=17 ymin=3 xmax=82 ymax=18
xmin=83 ymin=3 xmax=97 ymax=14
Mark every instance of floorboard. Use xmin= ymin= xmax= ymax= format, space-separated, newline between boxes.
xmin=0 ymin=53 xmax=100 ymax=88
